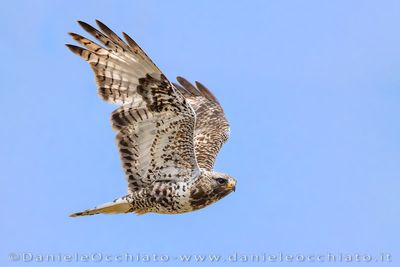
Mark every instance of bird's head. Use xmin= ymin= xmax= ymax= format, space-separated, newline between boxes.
xmin=211 ymin=173 xmax=236 ymax=196
xmin=189 ymin=171 xmax=236 ymax=210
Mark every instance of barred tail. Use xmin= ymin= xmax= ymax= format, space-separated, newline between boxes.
xmin=69 ymin=196 xmax=132 ymax=217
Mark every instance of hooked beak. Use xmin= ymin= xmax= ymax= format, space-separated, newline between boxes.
xmin=226 ymin=180 xmax=236 ymax=192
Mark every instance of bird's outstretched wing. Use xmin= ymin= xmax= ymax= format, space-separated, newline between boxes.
xmin=173 ymin=77 xmax=230 ymax=170
xmin=67 ymin=20 xmax=199 ymax=193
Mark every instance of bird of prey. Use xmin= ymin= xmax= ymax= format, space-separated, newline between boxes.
xmin=66 ymin=20 xmax=236 ymax=216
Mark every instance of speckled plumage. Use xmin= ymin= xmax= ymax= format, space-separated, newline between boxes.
xmin=67 ymin=20 xmax=235 ymax=217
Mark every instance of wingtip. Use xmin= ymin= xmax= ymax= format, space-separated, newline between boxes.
xmin=176 ymin=76 xmax=192 ymax=85
xmin=195 ymin=80 xmax=220 ymax=104
xmin=176 ymin=76 xmax=185 ymax=82
xmin=65 ymin=44 xmax=84 ymax=56
xmin=95 ymin=19 xmax=104 ymax=26
xmin=122 ymin=32 xmax=137 ymax=45
xmin=176 ymin=76 xmax=201 ymax=96
xmin=95 ymin=19 xmax=112 ymax=33
xmin=194 ymin=81 xmax=203 ymax=88
xmin=68 ymin=32 xmax=80 ymax=39
xmin=176 ymin=76 xmax=190 ymax=87
xmin=77 ymin=20 xmax=94 ymax=31
xmin=77 ymin=20 xmax=86 ymax=26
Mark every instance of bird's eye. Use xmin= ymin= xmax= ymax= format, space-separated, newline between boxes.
xmin=216 ymin=178 xmax=227 ymax=185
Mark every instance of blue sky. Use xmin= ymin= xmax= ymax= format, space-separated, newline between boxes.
xmin=1 ymin=0 xmax=399 ymax=266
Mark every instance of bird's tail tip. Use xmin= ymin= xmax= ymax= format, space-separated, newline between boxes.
xmin=69 ymin=211 xmax=87 ymax=217
xmin=69 ymin=197 xmax=132 ymax=218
